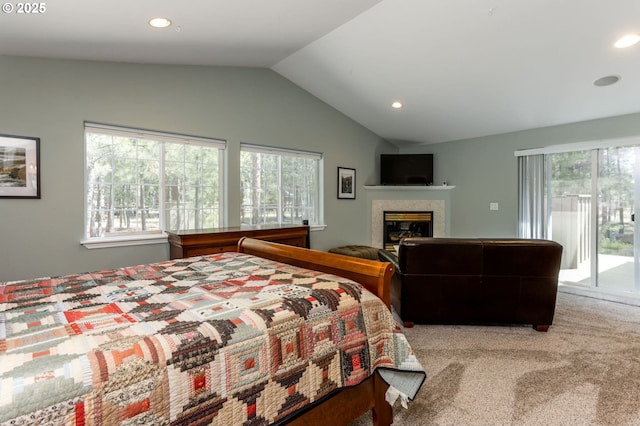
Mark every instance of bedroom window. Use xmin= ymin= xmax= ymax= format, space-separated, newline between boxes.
xmin=84 ymin=123 xmax=225 ymax=247
xmin=240 ymin=144 xmax=323 ymax=227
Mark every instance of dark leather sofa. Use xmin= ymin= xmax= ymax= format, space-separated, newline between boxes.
xmin=379 ymin=237 xmax=563 ymax=331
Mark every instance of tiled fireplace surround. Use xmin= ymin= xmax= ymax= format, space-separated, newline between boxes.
xmin=371 ymin=199 xmax=446 ymax=248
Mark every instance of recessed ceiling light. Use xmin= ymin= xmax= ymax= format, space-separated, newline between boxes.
xmin=149 ymin=17 xmax=172 ymax=28
xmin=614 ymin=34 xmax=640 ymax=48
xmin=391 ymin=101 xmax=403 ymax=109
xmin=593 ymin=75 xmax=620 ymax=87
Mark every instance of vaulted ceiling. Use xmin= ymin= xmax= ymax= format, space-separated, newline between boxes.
xmin=3 ymin=0 xmax=639 ymax=145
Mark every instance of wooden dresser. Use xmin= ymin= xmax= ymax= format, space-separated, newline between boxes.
xmin=166 ymin=225 xmax=310 ymax=259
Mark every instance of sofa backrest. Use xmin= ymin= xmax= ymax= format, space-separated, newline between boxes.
xmin=399 ymin=238 xmax=483 ymax=275
xmin=398 ymin=237 xmax=563 ymax=278
xmin=482 ymin=239 xmax=563 ymax=277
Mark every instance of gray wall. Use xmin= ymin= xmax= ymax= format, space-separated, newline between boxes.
xmin=401 ymin=112 xmax=640 ymax=237
xmin=0 ymin=55 xmax=396 ymax=281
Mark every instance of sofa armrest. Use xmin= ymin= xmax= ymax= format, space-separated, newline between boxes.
xmin=378 ymin=249 xmax=401 ymax=273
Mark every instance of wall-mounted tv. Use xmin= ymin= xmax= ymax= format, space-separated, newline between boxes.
xmin=380 ymin=154 xmax=433 ymax=185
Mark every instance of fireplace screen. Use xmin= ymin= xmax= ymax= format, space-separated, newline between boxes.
xmin=383 ymin=211 xmax=433 ymax=250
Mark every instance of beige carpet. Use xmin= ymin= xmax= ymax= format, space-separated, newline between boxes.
xmin=351 ymin=292 xmax=640 ymax=425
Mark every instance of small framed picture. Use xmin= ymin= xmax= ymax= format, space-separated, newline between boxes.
xmin=337 ymin=167 xmax=356 ymax=199
xmin=0 ymin=133 xmax=40 ymax=199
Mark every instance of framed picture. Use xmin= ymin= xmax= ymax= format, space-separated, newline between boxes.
xmin=0 ymin=134 xmax=40 ymax=199
xmin=337 ymin=167 xmax=356 ymax=199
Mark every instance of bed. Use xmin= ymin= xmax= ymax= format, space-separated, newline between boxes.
xmin=0 ymin=238 xmax=425 ymax=425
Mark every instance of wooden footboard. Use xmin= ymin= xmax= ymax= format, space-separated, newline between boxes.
xmin=236 ymin=237 xmax=395 ymax=425
xmin=286 ymin=372 xmax=391 ymax=426
xmin=237 ymin=237 xmax=394 ymax=307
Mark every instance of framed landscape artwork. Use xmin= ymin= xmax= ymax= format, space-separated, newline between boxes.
xmin=0 ymin=134 xmax=40 ymax=199
xmin=337 ymin=167 xmax=356 ymax=199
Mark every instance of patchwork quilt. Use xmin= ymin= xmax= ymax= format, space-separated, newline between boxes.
xmin=0 ymin=252 xmax=425 ymax=425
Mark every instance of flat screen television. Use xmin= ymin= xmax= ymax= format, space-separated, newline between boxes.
xmin=380 ymin=154 xmax=433 ymax=185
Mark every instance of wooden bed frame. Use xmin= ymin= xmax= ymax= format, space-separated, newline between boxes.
xmin=237 ymin=237 xmax=396 ymax=426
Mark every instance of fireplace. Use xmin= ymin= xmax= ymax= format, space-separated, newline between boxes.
xmin=383 ymin=211 xmax=433 ymax=250
xmin=371 ymin=199 xmax=445 ymax=248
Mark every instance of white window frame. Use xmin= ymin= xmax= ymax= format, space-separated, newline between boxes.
xmin=240 ymin=143 xmax=325 ymax=230
xmin=82 ymin=123 xmax=226 ymax=248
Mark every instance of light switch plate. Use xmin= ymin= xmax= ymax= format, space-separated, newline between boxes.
xmin=490 ymin=202 xmax=499 ymax=211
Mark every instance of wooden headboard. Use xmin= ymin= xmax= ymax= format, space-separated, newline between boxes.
xmin=237 ymin=237 xmax=394 ymax=308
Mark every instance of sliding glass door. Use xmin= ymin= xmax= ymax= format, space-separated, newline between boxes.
xmin=549 ymin=150 xmax=593 ymax=286
xmin=548 ymin=146 xmax=640 ymax=294
xmin=596 ymin=146 xmax=639 ymax=292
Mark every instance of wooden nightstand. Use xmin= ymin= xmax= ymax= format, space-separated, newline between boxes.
xmin=166 ymin=225 xmax=310 ymax=259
